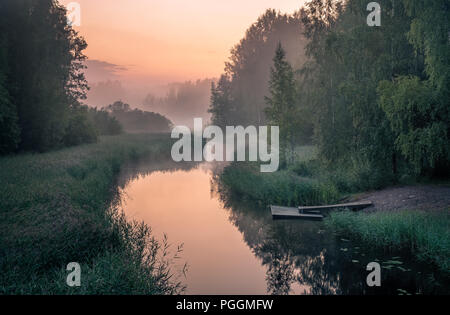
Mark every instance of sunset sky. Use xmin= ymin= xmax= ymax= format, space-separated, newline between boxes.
xmin=60 ymin=0 xmax=306 ymax=84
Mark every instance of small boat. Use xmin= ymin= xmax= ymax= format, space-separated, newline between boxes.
xmin=270 ymin=205 xmax=324 ymax=221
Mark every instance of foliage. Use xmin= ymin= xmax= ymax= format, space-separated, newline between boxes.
xmin=0 ymin=1 xmax=126 ymax=154
xmin=379 ymin=77 xmax=449 ymax=175
xmin=63 ymin=105 xmax=98 ymax=146
xmin=299 ymin=1 xmax=413 ymax=176
xmin=0 ymin=0 xmax=90 ymax=152
xmin=105 ymin=101 xmax=173 ymax=134
xmin=265 ymin=43 xmax=303 ymax=165
xmin=209 ymin=9 xmax=308 ymax=126
xmin=377 ymin=0 xmax=450 ymax=175
xmin=0 ymin=72 xmax=20 ymax=154
xmin=88 ymin=107 xmax=123 ymax=136
xmin=210 ymin=0 xmax=448 ymax=181
xmin=209 ymin=75 xmax=235 ymax=127
xmin=0 ymin=134 xmax=185 ymax=294
xmin=220 ymin=162 xmax=340 ymax=207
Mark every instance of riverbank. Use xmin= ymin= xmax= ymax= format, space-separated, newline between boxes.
xmin=326 ymin=210 xmax=449 ymax=274
xmin=218 ymin=148 xmax=450 ymax=275
xmin=219 ymin=146 xmax=341 ymax=207
xmin=326 ymin=186 xmax=450 ymax=274
xmin=0 ymin=134 xmax=184 ymax=294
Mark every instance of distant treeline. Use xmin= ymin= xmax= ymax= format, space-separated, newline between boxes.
xmin=209 ymin=1 xmax=449 ymax=179
xmin=105 ymin=101 xmax=173 ymax=134
xmin=143 ymin=79 xmax=215 ymax=126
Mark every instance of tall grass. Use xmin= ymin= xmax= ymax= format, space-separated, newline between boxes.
xmin=0 ymin=134 xmax=185 ymax=294
xmin=290 ymin=156 xmax=396 ymax=193
xmin=325 ymin=210 xmax=450 ymax=273
xmin=219 ymin=145 xmax=450 ymax=275
xmin=220 ymin=162 xmax=340 ymax=207
xmin=218 ymin=146 xmax=340 ymax=207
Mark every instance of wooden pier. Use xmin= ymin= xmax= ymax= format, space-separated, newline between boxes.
xmin=271 ymin=201 xmax=372 ymax=221
xmin=271 ymin=205 xmax=324 ymax=221
xmin=298 ymin=201 xmax=372 ymax=212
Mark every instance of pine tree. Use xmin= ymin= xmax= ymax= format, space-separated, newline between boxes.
xmin=209 ymin=75 xmax=234 ymax=127
xmin=265 ymin=43 xmax=298 ymax=165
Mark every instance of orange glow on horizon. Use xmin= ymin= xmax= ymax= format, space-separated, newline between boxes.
xmin=60 ymin=0 xmax=306 ymax=82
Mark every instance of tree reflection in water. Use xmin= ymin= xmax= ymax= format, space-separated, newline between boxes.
xmin=210 ymin=166 xmax=446 ymax=295
xmin=116 ymin=161 xmax=448 ymax=295
xmin=210 ymin=169 xmax=345 ymax=295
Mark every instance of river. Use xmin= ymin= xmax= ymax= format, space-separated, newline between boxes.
xmin=115 ymin=158 xmax=447 ymax=295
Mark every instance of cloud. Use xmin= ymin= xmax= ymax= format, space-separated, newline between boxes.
xmin=84 ymin=59 xmax=128 ymax=83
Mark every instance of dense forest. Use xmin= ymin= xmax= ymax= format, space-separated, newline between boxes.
xmin=1 ymin=0 xmax=448 ymax=180
xmin=0 ymin=0 xmax=173 ymax=154
xmin=209 ymin=9 xmax=308 ymax=127
xmin=209 ymin=0 xmax=449 ymax=182
xmin=105 ymin=101 xmax=173 ymax=134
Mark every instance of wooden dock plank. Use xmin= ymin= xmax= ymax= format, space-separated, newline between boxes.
xmin=271 ymin=205 xmax=324 ymax=220
xmin=298 ymin=201 xmax=372 ymax=212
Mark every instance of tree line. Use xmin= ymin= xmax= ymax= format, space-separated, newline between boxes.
xmin=209 ymin=0 xmax=449 ymax=181
xmin=0 ymin=1 xmax=173 ymax=154
xmin=105 ymin=101 xmax=173 ymax=134
xmin=209 ymin=9 xmax=308 ymax=128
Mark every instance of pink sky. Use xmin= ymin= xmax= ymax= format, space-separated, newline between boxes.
xmin=61 ymin=0 xmax=306 ymax=83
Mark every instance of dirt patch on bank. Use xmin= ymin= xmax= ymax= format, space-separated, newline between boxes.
xmin=350 ymin=185 xmax=450 ymax=213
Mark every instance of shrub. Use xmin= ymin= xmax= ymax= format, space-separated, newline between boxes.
xmin=63 ymin=106 xmax=97 ymax=146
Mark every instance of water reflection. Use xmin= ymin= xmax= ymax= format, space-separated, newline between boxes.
xmin=216 ymin=194 xmax=342 ymax=295
xmin=116 ymin=160 xmax=448 ymax=295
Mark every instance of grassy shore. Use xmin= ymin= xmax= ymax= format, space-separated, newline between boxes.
xmin=326 ymin=210 xmax=450 ymax=273
xmin=219 ymin=146 xmax=341 ymax=207
xmin=0 ymin=133 xmax=184 ymax=294
xmin=218 ymin=146 xmax=450 ymax=275
xmin=220 ymin=162 xmax=340 ymax=207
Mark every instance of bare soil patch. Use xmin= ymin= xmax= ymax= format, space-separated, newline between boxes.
xmin=351 ymin=185 xmax=450 ymax=213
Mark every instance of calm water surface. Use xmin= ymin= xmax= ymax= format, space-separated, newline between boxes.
xmin=116 ymin=159 xmax=448 ymax=295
